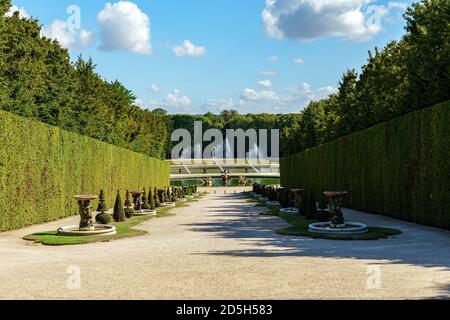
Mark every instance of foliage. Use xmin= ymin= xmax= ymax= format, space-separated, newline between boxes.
xmin=124 ymin=190 xmax=132 ymax=208
xmin=0 ymin=109 xmax=170 ymax=231
xmin=148 ymin=188 xmax=156 ymax=210
xmin=303 ymin=190 xmax=317 ymax=220
xmin=281 ymin=101 xmax=450 ymax=230
xmin=164 ymin=187 xmax=170 ymax=203
xmin=141 ymin=188 xmax=151 ymax=210
xmin=95 ymin=213 xmax=112 ymax=225
xmin=96 ymin=190 xmax=108 ymax=213
xmin=154 ymin=187 xmax=161 ymax=208
xmin=113 ymin=191 xmax=126 ymax=223
xmin=167 ymin=112 xmax=301 ymax=157
xmin=125 ymin=208 xmax=134 ymax=219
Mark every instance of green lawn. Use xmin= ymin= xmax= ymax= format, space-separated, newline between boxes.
xmin=23 ymin=195 xmax=204 ymax=246
xmin=277 ymin=214 xmax=402 ymax=241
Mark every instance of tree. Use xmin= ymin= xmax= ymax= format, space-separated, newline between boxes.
xmin=304 ymin=190 xmax=318 ymax=220
xmin=334 ymin=70 xmax=359 ymax=136
xmin=142 ymin=188 xmax=151 ymax=209
xmin=403 ymin=0 xmax=450 ymax=110
xmin=113 ymin=191 xmax=126 ymax=222
xmin=96 ymin=190 xmax=108 ymax=213
xmin=0 ymin=0 xmax=11 ymax=16
xmin=154 ymin=187 xmax=161 ymax=208
xmin=152 ymin=108 xmax=168 ymax=115
xmin=220 ymin=109 xmax=239 ymax=128
xmin=124 ymin=190 xmax=134 ymax=218
xmin=148 ymin=188 xmax=156 ymax=210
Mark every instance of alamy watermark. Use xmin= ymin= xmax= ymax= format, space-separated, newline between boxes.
xmin=66 ymin=265 xmax=81 ymax=290
xmin=66 ymin=5 xmax=81 ymax=32
xmin=171 ymin=121 xmax=279 ymax=165
xmin=366 ymin=265 xmax=382 ymax=290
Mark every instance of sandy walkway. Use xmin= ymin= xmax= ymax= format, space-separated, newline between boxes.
xmin=0 ymin=192 xmax=449 ymax=300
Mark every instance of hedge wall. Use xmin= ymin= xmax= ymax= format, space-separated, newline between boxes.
xmin=0 ymin=110 xmax=170 ymax=232
xmin=281 ymin=101 xmax=450 ymax=230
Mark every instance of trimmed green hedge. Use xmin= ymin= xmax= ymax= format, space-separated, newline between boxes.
xmin=281 ymin=101 xmax=450 ymax=230
xmin=0 ymin=110 xmax=170 ymax=232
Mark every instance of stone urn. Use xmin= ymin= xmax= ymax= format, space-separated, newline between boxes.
xmin=74 ymin=195 xmax=98 ymax=231
xmin=132 ymin=191 xmax=144 ymax=211
xmin=323 ymin=191 xmax=349 ymax=228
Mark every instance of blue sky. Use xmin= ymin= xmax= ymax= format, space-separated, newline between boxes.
xmin=10 ymin=0 xmax=413 ymax=114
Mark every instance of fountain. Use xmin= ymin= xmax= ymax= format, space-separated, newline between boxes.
xmin=225 ymin=137 xmax=233 ymax=160
xmin=277 ymin=188 xmax=299 ymax=214
xmin=221 ymin=170 xmax=230 ymax=186
xmin=57 ymin=195 xmax=117 ymax=237
xmin=308 ymin=191 xmax=368 ymax=235
xmin=133 ymin=190 xmax=156 ymax=216
xmin=266 ymin=200 xmax=281 ymax=214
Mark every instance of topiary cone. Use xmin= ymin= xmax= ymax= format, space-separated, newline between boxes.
xmin=124 ymin=190 xmax=133 ymax=208
xmin=304 ymin=190 xmax=318 ymax=220
xmin=154 ymin=187 xmax=161 ymax=208
xmin=142 ymin=188 xmax=151 ymax=210
xmin=113 ymin=190 xmax=126 ymax=222
xmin=96 ymin=190 xmax=108 ymax=213
xmin=164 ymin=187 xmax=170 ymax=203
xmin=149 ymin=188 xmax=156 ymax=210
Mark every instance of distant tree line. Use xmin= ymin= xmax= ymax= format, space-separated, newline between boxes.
xmin=165 ymin=111 xmax=301 ymax=158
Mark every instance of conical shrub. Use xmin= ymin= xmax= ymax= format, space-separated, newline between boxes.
xmin=124 ymin=190 xmax=133 ymax=208
xmin=124 ymin=190 xmax=134 ymax=218
xmin=149 ymin=188 xmax=156 ymax=210
xmin=154 ymin=187 xmax=161 ymax=208
xmin=171 ymin=187 xmax=177 ymax=202
xmin=164 ymin=187 xmax=170 ymax=203
xmin=304 ymin=190 xmax=318 ymax=220
xmin=96 ymin=190 xmax=108 ymax=213
xmin=142 ymin=188 xmax=151 ymax=209
xmin=113 ymin=190 xmax=126 ymax=222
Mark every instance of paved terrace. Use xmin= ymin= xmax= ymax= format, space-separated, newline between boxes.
xmin=0 ymin=191 xmax=449 ymax=299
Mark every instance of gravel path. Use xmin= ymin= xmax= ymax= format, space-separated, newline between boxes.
xmin=0 ymin=192 xmax=449 ymax=300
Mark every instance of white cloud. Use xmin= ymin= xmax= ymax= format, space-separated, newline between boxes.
xmin=164 ymin=89 xmax=192 ymax=111
xmin=258 ymin=80 xmax=273 ymax=88
xmin=240 ymin=89 xmax=280 ymax=104
xmin=260 ymin=70 xmax=277 ymax=76
xmin=268 ymin=55 xmax=278 ymax=62
xmin=173 ymin=40 xmax=207 ymax=57
xmin=135 ymin=98 xmax=146 ymax=108
xmin=200 ymin=98 xmax=235 ymax=114
xmin=262 ymin=0 xmax=407 ymax=42
xmin=97 ymin=1 xmax=151 ymax=55
xmin=5 ymin=5 xmax=29 ymax=19
xmin=239 ymin=83 xmax=337 ymax=113
xmin=317 ymin=85 xmax=339 ymax=96
xmin=149 ymin=84 xmax=160 ymax=93
xmin=41 ymin=20 xmax=95 ymax=50
xmin=293 ymin=58 xmax=304 ymax=64
xmin=286 ymin=82 xmax=312 ymax=93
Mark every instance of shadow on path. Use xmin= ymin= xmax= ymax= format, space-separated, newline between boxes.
xmin=184 ymin=195 xmax=450 ymax=274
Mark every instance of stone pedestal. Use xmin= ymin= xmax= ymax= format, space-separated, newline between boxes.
xmin=74 ymin=195 xmax=98 ymax=231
